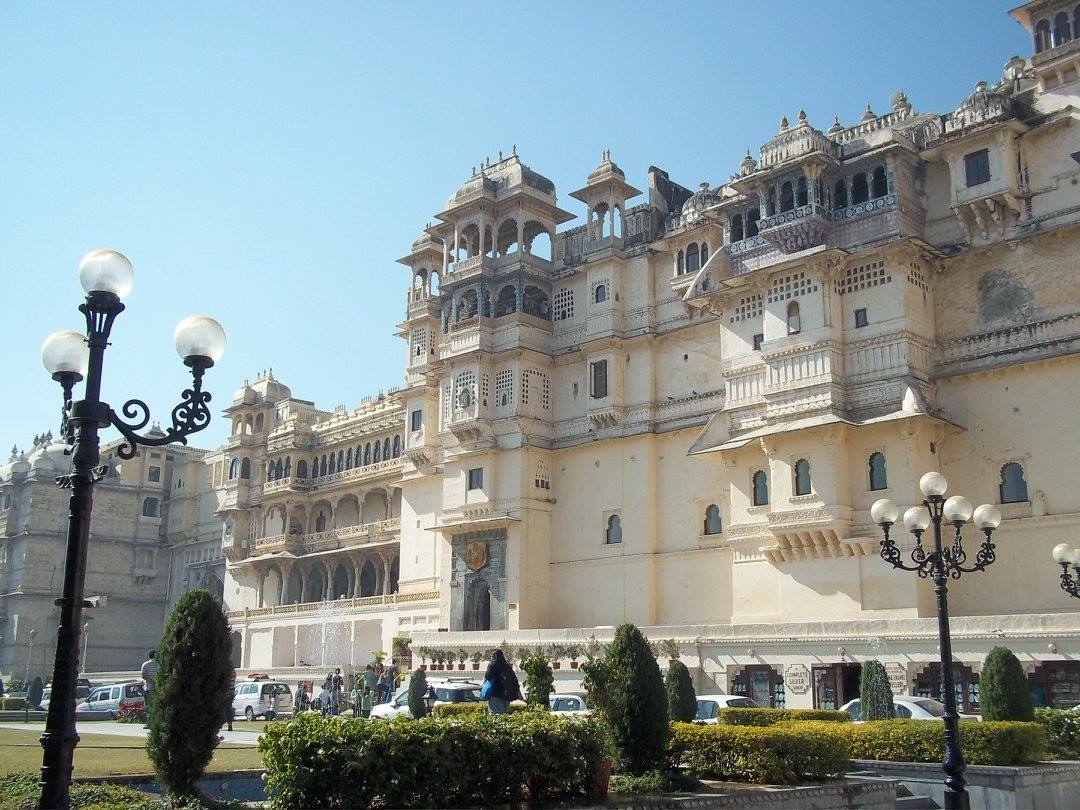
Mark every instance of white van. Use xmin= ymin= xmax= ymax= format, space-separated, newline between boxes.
xmin=75 ymin=682 xmax=145 ymax=718
xmin=232 ymin=680 xmax=291 ymax=720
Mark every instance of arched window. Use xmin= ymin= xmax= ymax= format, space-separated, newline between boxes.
xmin=297 ymin=459 xmax=308 ymax=478
xmin=364 ymin=443 xmax=371 ymax=466
xmin=142 ymin=497 xmax=159 ymax=517
xmin=780 ymin=181 xmax=794 ymax=212
xmin=346 ymin=448 xmax=353 ymax=469
xmin=373 ymin=441 xmax=381 ymax=463
xmin=730 ymin=213 xmax=744 ymax=242
xmin=752 ymin=471 xmax=769 ymax=506
xmin=833 ymin=179 xmax=848 ymax=210
xmin=786 ymin=301 xmax=801 ymax=335
xmin=328 ymin=454 xmax=336 ymax=474
xmin=871 ymin=166 xmax=888 ymax=199
xmin=1054 ymin=11 xmax=1071 ymax=45
xmin=796 ymin=176 xmax=808 ymax=207
xmin=254 ymin=413 xmax=264 ymax=433
xmin=315 ymin=513 xmax=326 ymax=533
xmin=1035 ymin=19 xmax=1051 ymax=52
xmin=676 ymin=250 xmax=684 ymax=275
xmin=605 ymin=514 xmax=622 ymax=544
xmin=594 ymin=284 xmax=607 ymax=304
xmin=704 ymin=504 xmax=722 ymax=535
xmin=337 ymin=450 xmax=344 ymax=471
xmin=284 ymin=457 xmax=291 ymax=477
xmin=746 ymin=209 xmax=760 ymax=237
xmin=392 ymin=435 xmax=401 ymax=457
xmin=701 ymin=242 xmax=709 ymax=264
xmin=228 ymin=458 xmax=239 ymax=479
xmin=275 ymin=459 xmax=283 ymax=479
xmin=240 ymin=458 xmax=251 ymax=479
xmin=999 ymin=462 xmax=1029 ymax=504
xmin=686 ymin=243 xmax=700 ymax=273
xmin=359 ymin=560 xmax=378 ymax=597
xmin=495 ymin=284 xmax=517 ymax=317
xmin=852 ymin=172 xmax=869 ymax=204
xmin=794 ymin=459 xmax=812 ymax=496
xmin=383 ymin=437 xmax=391 ymax=459
xmin=320 ymin=456 xmax=328 ymax=476
xmin=868 ymin=452 xmax=887 ymax=491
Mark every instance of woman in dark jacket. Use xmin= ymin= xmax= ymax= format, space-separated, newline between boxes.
xmin=483 ymin=649 xmax=520 ymax=714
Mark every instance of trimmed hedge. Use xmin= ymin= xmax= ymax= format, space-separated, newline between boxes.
xmin=260 ymin=709 xmax=606 ymax=808
xmin=0 ymin=697 xmax=28 ymax=710
xmin=846 ymin=719 xmax=1047 ymax=766
xmin=669 ymin=721 xmax=850 ymax=784
xmin=432 ymin=702 xmax=530 ymax=718
xmin=1035 ymin=708 xmax=1080 ymax=759
xmin=713 ymin=707 xmax=851 ymax=726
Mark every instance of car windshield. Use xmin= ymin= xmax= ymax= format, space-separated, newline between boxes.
xmin=726 ymin=698 xmax=759 ymax=708
xmin=695 ymin=700 xmax=719 ymax=720
xmin=911 ymin=698 xmax=947 ymax=717
xmin=435 ymin=688 xmax=479 ymax=702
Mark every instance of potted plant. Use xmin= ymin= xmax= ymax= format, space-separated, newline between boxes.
xmin=392 ymin=635 xmax=412 ymax=658
xmin=566 ymin=643 xmax=582 ymax=669
xmin=417 ymin=646 xmax=429 ymax=671
xmin=548 ymin=644 xmax=564 ymax=670
xmin=432 ymin=649 xmax=445 ymax=671
xmin=370 ymin=649 xmax=387 ymax=667
xmin=456 ymin=648 xmax=467 ymax=670
xmin=471 ymin=650 xmax=483 ymax=670
xmin=660 ymin=638 xmax=680 ymax=664
xmin=584 ymin=634 xmax=603 ymax=661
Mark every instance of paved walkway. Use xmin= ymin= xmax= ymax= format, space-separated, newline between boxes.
xmin=0 ymin=721 xmax=260 ymax=746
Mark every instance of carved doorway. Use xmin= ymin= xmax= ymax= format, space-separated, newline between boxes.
xmin=464 ymin=578 xmax=491 ymax=631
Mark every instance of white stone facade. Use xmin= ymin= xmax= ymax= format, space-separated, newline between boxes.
xmin=212 ymin=2 xmax=1080 ymax=710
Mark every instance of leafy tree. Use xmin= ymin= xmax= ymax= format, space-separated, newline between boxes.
xmin=586 ymin=624 xmax=669 ymax=775
xmin=981 ymin=646 xmax=1033 ymax=721
xmin=408 ymin=667 xmax=429 ymax=718
xmin=147 ymin=589 xmax=232 ymax=799
xmin=522 ymin=654 xmax=554 ymax=708
xmin=665 ymin=660 xmax=697 ymax=722
xmin=859 ymin=660 xmax=895 ymax=720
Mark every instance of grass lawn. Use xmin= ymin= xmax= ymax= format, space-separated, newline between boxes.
xmin=0 ymin=728 xmax=264 ymax=777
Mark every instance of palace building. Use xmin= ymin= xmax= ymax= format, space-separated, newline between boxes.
xmin=214 ymin=0 xmax=1080 ymax=709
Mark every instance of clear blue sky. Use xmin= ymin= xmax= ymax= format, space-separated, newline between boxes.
xmin=0 ymin=1 xmax=1028 ymax=454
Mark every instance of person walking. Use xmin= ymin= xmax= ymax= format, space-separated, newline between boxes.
xmin=318 ymin=683 xmax=332 ymax=717
xmin=294 ymin=684 xmax=308 ymax=714
xmin=483 ymin=649 xmax=520 ymax=715
xmin=350 ymin=682 xmax=362 ymax=718
xmin=224 ymin=668 xmax=236 ymax=732
xmin=361 ymin=663 xmax=377 ymax=701
xmin=377 ymin=666 xmax=392 ymax=704
xmin=360 ymin=684 xmax=372 ymax=719
xmin=140 ymin=650 xmax=159 ymax=728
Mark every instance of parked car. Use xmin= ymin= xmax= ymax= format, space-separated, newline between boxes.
xmin=37 ymin=688 xmax=51 ymax=711
xmin=840 ymin=696 xmax=981 ymax=722
xmin=694 ymin=694 xmax=762 ymax=723
xmin=45 ymin=679 xmax=92 ymax=703
xmin=75 ymin=682 xmax=144 ymax=719
xmin=233 ymin=680 xmax=292 ymax=721
xmin=370 ymin=678 xmax=481 ymax=720
xmin=549 ymin=692 xmax=591 ymax=716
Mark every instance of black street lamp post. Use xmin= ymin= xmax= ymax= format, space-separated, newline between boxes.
xmin=37 ymin=249 xmax=225 ymax=810
xmin=1051 ymin=543 xmax=1080 ymax=598
xmin=870 ymin=472 xmax=1002 ymax=810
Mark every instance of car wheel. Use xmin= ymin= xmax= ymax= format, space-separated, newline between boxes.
xmin=245 ymin=706 xmax=254 ymax=721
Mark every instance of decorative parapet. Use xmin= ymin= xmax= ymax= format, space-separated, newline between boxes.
xmin=263 ymin=476 xmax=312 ymax=495
xmin=301 ymin=518 xmax=401 ymax=553
xmin=759 ymin=123 xmax=837 ymax=170
xmin=251 ymin=533 xmax=301 ymax=555
xmin=308 ymin=457 xmax=403 ymax=490
xmin=228 ymin=589 xmax=440 ymax=621
xmin=936 ymin=313 xmax=1080 ymax=376
xmin=758 ymin=203 xmax=832 ymax=254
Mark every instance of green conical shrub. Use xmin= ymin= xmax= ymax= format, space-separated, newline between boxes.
xmin=586 ymin=624 xmax=669 ymax=774
xmin=859 ymin=660 xmax=895 ymax=720
xmin=408 ymin=667 xmax=429 ymax=718
xmin=522 ymin=654 xmax=554 ymax=708
xmin=147 ymin=589 xmax=233 ymax=798
xmin=665 ymin=660 xmax=697 ymax=723
xmin=981 ymin=646 xmax=1033 ymax=721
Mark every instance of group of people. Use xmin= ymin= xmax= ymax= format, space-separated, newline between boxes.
xmin=293 ymin=661 xmax=401 ymax=719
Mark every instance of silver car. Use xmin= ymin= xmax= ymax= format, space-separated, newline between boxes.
xmin=841 ymin=696 xmax=981 ymax=722
xmin=75 ymin=682 xmax=144 ymax=718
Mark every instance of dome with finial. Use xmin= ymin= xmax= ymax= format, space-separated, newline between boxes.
xmin=795 ymin=109 xmax=810 ymax=128
xmin=0 ymin=447 xmax=30 ymax=482
xmin=449 ymin=149 xmax=555 ymax=208
xmin=587 ymin=149 xmax=626 ymax=183
xmin=778 ymin=116 xmax=790 ymax=132
xmin=889 ymin=89 xmax=911 ymax=113
xmin=680 ymin=182 xmax=721 ymax=222
xmin=859 ymin=103 xmax=877 ymax=123
xmin=739 ymin=150 xmax=757 ymax=177
xmin=827 ymin=115 xmax=844 ymax=136
xmin=410 ymin=229 xmax=444 ymax=253
xmin=947 ymin=79 xmax=1011 ymax=133
xmin=27 ymin=441 xmax=70 ymax=473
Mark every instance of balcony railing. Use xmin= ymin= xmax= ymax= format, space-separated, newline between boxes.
xmin=263 ymin=476 xmax=313 ymax=494
xmin=228 ymin=589 xmax=440 ymax=621
xmin=301 ymin=518 xmax=401 ymax=552
xmin=308 ymin=456 xmax=403 ymax=489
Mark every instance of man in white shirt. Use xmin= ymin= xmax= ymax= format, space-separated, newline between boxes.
xmin=140 ymin=650 xmax=159 ymax=728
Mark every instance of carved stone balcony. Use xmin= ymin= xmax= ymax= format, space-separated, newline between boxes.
xmin=307 ymin=457 xmax=404 ymax=492
xmin=758 ymin=203 xmax=831 ymax=254
xmin=263 ymin=476 xmax=312 ymax=495
xmin=227 ymin=589 xmax=440 ymax=622
xmin=251 ymin=533 xmax=301 ymax=555
xmin=300 ymin=518 xmax=401 ymax=553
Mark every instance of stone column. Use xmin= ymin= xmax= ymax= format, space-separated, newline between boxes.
xmin=323 ymin=562 xmax=333 ymax=600
xmin=516 ymin=214 xmax=524 ymax=253
xmin=256 ymin=571 xmax=265 ymax=607
xmin=353 ymin=561 xmax=362 ymax=597
xmin=452 ymin=225 xmax=460 ymax=263
xmin=383 ymin=557 xmax=393 ymax=595
xmin=283 ymin=503 xmax=291 ymax=535
xmin=299 ymin=567 xmax=308 ymax=603
xmin=279 ymin=562 xmax=292 ymax=604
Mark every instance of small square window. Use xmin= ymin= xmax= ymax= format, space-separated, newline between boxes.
xmin=854 ymin=308 xmax=868 ymax=328
xmin=410 ymin=409 xmax=422 ymax=432
xmin=964 ymin=149 xmax=990 ymax=187
xmin=467 ymin=468 xmax=484 ymax=491
xmin=147 ymin=466 xmax=161 ymax=483
xmin=752 ymin=333 xmax=764 ymax=351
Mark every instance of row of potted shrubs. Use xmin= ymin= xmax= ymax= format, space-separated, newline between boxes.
xmin=414 ymin=643 xmax=587 ymax=670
